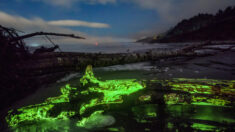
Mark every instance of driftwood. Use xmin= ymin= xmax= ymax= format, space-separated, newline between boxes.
xmin=10 ymin=32 xmax=85 ymax=43
xmin=17 ymin=41 xmax=235 ymax=78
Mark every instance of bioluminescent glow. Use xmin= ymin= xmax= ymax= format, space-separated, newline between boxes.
xmin=139 ymin=95 xmax=151 ymax=102
xmin=5 ymin=65 xmax=235 ymax=131
xmin=79 ymin=65 xmax=145 ymax=115
xmin=168 ymin=78 xmax=235 ymax=96
xmin=192 ymin=123 xmax=216 ymax=131
xmin=76 ymin=110 xmax=115 ymax=129
xmin=132 ymin=104 xmax=157 ymax=123
xmin=5 ymin=84 xmax=77 ymax=128
xmin=6 ymin=65 xmax=145 ymax=130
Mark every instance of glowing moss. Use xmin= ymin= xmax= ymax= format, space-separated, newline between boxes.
xmin=107 ymin=128 xmax=119 ymax=131
xmin=5 ymin=84 xmax=77 ymax=128
xmin=45 ymin=84 xmax=76 ymax=104
xmin=6 ymin=65 xmax=145 ymax=130
xmin=76 ymin=110 xmax=115 ymax=129
xmin=163 ymin=78 xmax=235 ymax=107
xmin=6 ymin=65 xmax=235 ymax=131
xmin=146 ymin=112 xmax=157 ymax=117
xmin=164 ymin=93 xmax=185 ymax=105
xmin=132 ymin=104 xmax=157 ymax=122
xmin=137 ymin=119 xmax=149 ymax=123
xmin=171 ymin=83 xmax=212 ymax=94
xmin=164 ymin=93 xmax=231 ymax=106
xmin=80 ymin=65 xmax=99 ymax=86
xmin=79 ymin=65 xmax=145 ymax=115
xmin=167 ymin=122 xmax=174 ymax=129
xmin=80 ymin=98 xmax=100 ymax=115
xmin=145 ymin=128 xmax=151 ymax=131
xmin=191 ymin=96 xmax=230 ymax=106
xmin=168 ymin=78 xmax=235 ymax=96
xmin=76 ymin=110 xmax=104 ymax=128
xmin=139 ymin=95 xmax=151 ymax=102
xmin=6 ymin=104 xmax=54 ymax=128
xmin=80 ymin=90 xmax=89 ymax=95
xmin=56 ymin=111 xmax=76 ymax=120
xmin=192 ymin=123 xmax=216 ymax=131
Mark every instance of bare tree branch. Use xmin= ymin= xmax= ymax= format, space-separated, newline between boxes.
xmin=45 ymin=35 xmax=62 ymax=52
xmin=10 ymin=32 xmax=85 ymax=42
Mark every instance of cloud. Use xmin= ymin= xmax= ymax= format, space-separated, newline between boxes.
xmin=48 ymin=20 xmax=110 ymax=28
xmin=0 ymin=11 xmax=128 ymax=45
xmin=33 ymin=0 xmax=116 ymax=7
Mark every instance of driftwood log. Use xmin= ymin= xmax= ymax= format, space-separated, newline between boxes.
xmin=17 ymin=41 xmax=235 ymax=81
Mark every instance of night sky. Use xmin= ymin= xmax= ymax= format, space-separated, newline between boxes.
xmin=0 ymin=0 xmax=234 ymax=44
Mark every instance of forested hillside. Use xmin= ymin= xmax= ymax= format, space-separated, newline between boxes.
xmin=138 ymin=6 xmax=235 ymax=43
